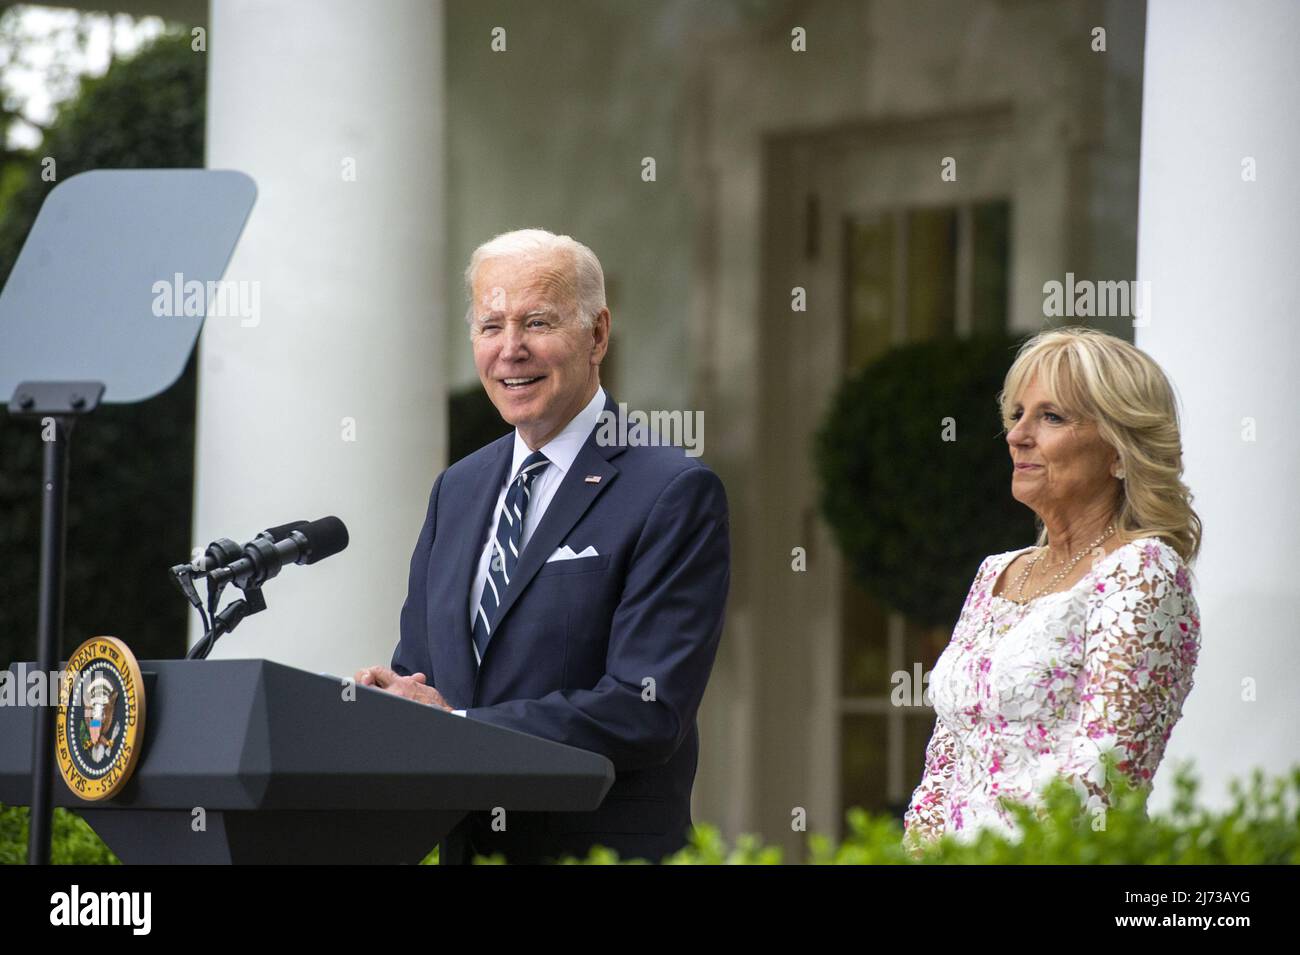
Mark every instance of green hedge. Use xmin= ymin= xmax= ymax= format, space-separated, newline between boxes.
xmin=5 ymin=760 xmax=1296 ymax=864
xmin=0 ymin=804 xmax=120 ymax=865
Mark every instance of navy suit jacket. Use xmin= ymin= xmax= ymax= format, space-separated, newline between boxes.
xmin=390 ymin=390 xmax=730 ymax=863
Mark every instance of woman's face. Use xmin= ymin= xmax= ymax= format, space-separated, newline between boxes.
xmin=1005 ymin=373 xmax=1118 ymax=520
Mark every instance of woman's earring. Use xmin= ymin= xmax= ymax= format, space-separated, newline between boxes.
xmin=1113 ymin=466 xmax=1126 ymax=480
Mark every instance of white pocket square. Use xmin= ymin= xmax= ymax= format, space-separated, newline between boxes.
xmin=546 ymin=544 xmax=600 ymax=562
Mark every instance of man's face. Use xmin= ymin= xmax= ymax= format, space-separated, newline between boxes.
xmin=470 ymin=254 xmax=609 ymax=449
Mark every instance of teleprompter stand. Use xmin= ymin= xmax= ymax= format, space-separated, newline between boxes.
xmin=0 ymin=169 xmax=258 ymax=862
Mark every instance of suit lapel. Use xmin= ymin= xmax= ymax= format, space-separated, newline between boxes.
xmin=441 ymin=434 xmax=511 ymax=688
xmin=480 ymin=391 xmax=626 ymax=665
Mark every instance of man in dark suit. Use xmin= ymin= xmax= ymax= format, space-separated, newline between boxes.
xmin=356 ymin=229 xmax=730 ymax=863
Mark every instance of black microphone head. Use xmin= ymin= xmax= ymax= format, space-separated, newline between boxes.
xmin=297 ymin=516 xmax=349 ymax=565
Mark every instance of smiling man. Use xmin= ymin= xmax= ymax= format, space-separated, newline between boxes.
xmin=355 ymin=228 xmax=731 ymax=864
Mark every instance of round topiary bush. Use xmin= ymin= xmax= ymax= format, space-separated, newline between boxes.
xmin=814 ymin=335 xmax=1035 ymax=627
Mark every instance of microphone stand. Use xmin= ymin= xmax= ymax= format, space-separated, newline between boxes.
xmin=187 ymin=583 xmax=267 ymax=661
xmin=177 ymin=518 xmax=343 ymax=658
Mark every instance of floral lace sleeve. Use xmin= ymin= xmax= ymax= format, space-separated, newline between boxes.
xmin=1056 ymin=541 xmax=1201 ymax=815
xmin=903 ymin=715 xmax=959 ymax=850
xmin=901 ymin=555 xmax=996 ymax=851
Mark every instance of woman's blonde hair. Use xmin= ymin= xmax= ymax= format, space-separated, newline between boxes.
xmin=997 ymin=325 xmax=1202 ymax=563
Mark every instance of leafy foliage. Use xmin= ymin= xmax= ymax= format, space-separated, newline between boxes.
xmin=0 ymin=805 xmax=121 ymax=865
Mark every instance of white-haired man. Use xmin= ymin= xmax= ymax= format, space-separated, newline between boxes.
xmin=357 ymin=228 xmax=730 ymax=863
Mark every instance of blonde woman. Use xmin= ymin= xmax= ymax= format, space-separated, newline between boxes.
xmin=902 ymin=326 xmax=1202 ymax=852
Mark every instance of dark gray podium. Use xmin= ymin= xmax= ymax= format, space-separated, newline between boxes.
xmin=0 ymin=659 xmax=614 ymax=864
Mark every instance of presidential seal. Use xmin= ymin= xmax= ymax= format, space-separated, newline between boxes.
xmin=56 ymin=636 xmax=145 ymax=801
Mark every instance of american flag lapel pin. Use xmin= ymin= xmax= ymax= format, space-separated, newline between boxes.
xmin=585 ymin=474 xmax=602 ymax=483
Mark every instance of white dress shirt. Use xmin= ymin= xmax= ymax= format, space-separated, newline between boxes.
xmin=451 ymin=384 xmax=607 ymax=716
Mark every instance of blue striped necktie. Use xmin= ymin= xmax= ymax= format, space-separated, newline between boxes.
xmin=472 ymin=449 xmax=550 ymax=662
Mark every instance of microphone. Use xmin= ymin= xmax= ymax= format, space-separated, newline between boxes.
xmin=208 ymin=516 xmax=349 ymax=589
xmin=170 ymin=521 xmax=309 ymax=608
xmin=176 ymin=521 xmax=309 ymax=577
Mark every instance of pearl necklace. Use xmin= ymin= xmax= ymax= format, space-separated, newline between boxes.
xmin=1010 ymin=524 xmax=1116 ymax=604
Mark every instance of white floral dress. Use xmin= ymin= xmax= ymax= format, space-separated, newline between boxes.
xmin=902 ymin=537 xmax=1201 ymax=847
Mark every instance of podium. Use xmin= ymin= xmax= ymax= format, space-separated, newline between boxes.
xmin=0 ymin=659 xmax=614 ymax=864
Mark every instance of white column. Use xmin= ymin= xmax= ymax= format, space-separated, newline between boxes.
xmin=196 ymin=0 xmax=445 ymax=677
xmin=1136 ymin=0 xmax=1300 ymax=809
